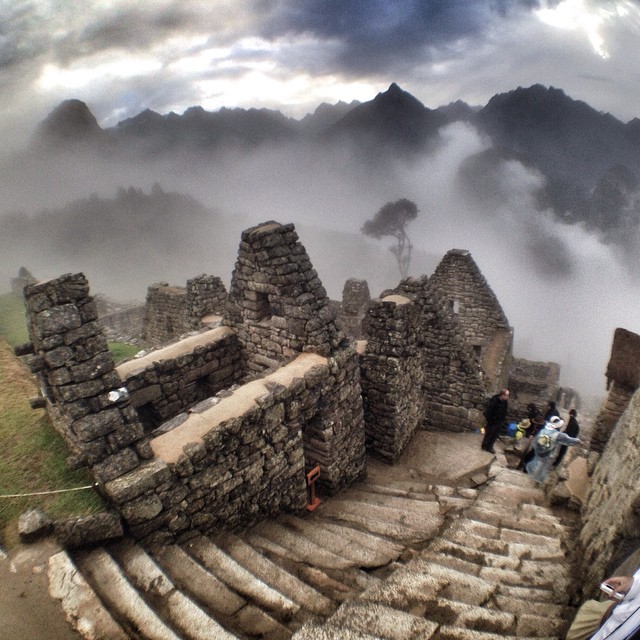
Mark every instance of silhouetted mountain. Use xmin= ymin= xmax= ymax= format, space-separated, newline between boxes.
xmin=23 ymin=83 xmax=640 ymax=237
xmin=297 ymin=100 xmax=360 ymax=136
xmin=33 ymin=99 xmax=109 ymax=149
xmin=322 ymin=83 xmax=445 ymax=156
xmin=112 ymin=105 xmax=300 ymax=155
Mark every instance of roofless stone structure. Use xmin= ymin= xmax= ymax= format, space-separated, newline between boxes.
xmin=18 ymin=221 xmax=524 ymax=544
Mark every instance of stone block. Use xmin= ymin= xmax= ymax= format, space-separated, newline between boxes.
xmin=103 ymin=458 xmax=172 ymax=503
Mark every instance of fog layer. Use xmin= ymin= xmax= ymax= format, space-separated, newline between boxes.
xmin=2 ymin=121 xmax=636 ymax=399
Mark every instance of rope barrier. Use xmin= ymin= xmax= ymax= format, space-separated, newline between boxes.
xmin=0 ymin=484 xmax=97 ymax=499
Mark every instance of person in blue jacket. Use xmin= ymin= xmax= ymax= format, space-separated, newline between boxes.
xmin=525 ymin=416 xmax=580 ymax=483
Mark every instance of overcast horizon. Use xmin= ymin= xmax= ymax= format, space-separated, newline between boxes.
xmin=2 ymin=1 xmax=640 ymax=151
xmin=3 ymin=0 xmax=640 ymax=401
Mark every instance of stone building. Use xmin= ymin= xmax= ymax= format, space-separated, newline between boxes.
xmin=20 ymin=222 xmax=366 ymax=545
xmin=507 ymin=357 xmax=561 ymax=419
xmin=143 ymin=274 xmax=228 ymax=346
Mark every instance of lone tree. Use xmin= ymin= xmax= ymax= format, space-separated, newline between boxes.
xmin=361 ymin=198 xmax=418 ymax=278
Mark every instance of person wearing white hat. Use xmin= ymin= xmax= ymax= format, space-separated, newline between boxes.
xmin=525 ymin=415 xmax=581 ymax=483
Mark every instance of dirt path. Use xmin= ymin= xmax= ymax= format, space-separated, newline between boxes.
xmin=0 ymin=539 xmax=80 ymax=640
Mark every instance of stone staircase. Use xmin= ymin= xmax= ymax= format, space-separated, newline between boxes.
xmin=47 ymin=453 xmax=578 ymax=640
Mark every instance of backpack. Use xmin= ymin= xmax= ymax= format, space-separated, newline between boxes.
xmin=534 ymin=428 xmax=558 ymax=457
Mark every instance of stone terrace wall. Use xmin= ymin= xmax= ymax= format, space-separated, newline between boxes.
xmin=360 ymin=293 xmax=427 ymax=462
xmin=225 ymin=222 xmax=345 ymax=376
xmin=116 ymin=327 xmax=243 ymax=434
xmin=579 ymin=388 xmax=640 ymax=597
xmin=22 ymin=273 xmax=146 ymax=483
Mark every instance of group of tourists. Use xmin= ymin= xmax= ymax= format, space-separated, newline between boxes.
xmin=480 ymin=390 xmax=640 ymax=639
xmin=480 ymin=390 xmax=581 ymax=483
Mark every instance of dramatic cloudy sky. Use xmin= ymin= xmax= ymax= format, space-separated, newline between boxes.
xmin=1 ymin=0 xmax=640 ymax=149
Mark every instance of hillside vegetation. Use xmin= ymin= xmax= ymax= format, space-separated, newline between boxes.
xmin=0 ymin=292 xmax=129 ymax=548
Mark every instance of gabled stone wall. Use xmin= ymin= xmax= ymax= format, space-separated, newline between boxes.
xmin=428 ymin=249 xmax=512 ymax=393
xmin=337 ymin=278 xmax=371 ymax=340
xmin=508 ymin=357 xmax=561 ymax=418
xmin=225 ymin=222 xmax=345 ymax=375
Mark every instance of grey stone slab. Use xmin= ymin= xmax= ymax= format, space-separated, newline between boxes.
xmin=48 ymin=550 xmax=129 ymax=640
xmin=318 ymin=499 xmax=441 ymax=542
xmin=152 ymin=544 xmax=246 ymax=616
xmin=109 ymin=540 xmax=236 ymax=640
xmin=327 ymin=601 xmax=440 ymax=639
xmin=75 ymin=548 xmax=181 ymax=640
xmin=250 ymin=521 xmax=356 ymax=570
xmin=278 ymin=515 xmax=398 ymax=568
xmin=184 ymin=534 xmax=300 ymax=618
xmin=215 ymin=532 xmax=334 ymax=616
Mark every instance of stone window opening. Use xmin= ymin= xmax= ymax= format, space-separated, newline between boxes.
xmin=473 ymin=344 xmax=482 ymax=358
xmin=451 ymin=299 xmax=460 ymax=314
xmin=255 ymin=291 xmax=273 ymax=323
xmin=137 ymin=402 xmax=162 ymax=433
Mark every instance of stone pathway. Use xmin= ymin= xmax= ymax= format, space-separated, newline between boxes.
xmin=41 ymin=433 xmax=578 ymax=639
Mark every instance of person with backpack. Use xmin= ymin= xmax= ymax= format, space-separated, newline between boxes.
xmin=525 ymin=415 xmax=580 ymax=483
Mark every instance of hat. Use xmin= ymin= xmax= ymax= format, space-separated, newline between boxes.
xmin=519 ymin=419 xmax=531 ymax=428
xmin=549 ymin=416 xmax=565 ymax=429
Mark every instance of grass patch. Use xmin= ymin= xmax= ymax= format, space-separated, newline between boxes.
xmin=0 ymin=339 xmax=105 ymax=547
xmin=0 ymin=292 xmax=28 ymax=346
xmin=109 ymin=341 xmax=141 ymax=363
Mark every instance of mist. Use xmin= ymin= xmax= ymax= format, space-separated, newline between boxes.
xmin=2 ymin=119 xmax=637 ymax=400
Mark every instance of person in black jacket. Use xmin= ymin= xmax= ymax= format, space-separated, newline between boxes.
xmin=553 ymin=408 xmax=580 ymax=467
xmin=481 ymin=389 xmax=509 ymax=454
xmin=544 ymin=400 xmax=560 ymax=421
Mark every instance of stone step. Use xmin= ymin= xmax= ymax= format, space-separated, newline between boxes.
xmin=214 ymin=531 xmax=334 ymax=616
xmin=48 ymin=550 xmax=129 ymax=640
xmin=306 ymin=520 xmax=404 ymax=564
xmin=316 ymin=498 xmax=442 ymax=541
xmin=292 ymin=624 xmax=384 ymax=639
xmin=108 ymin=540 xmax=237 ymax=640
xmin=74 ymin=547 xmax=183 ymax=640
xmin=183 ymin=534 xmax=300 ymax=620
xmin=354 ymin=481 xmax=439 ymax=501
xmin=249 ymin=521 xmax=356 ymax=570
xmin=325 ymin=601 xmax=439 ymax=639
xmin=428 ymin=538 xmax=520 ymax=571
xmin=339 ymin=487 xmax=443 ymax=518
xmin=277 ymin=515 xmax=399 ymax=568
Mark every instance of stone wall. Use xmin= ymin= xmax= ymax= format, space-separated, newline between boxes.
xmin=22 ymin=273 xmax=146 ymax=480
xmin=143 ymin=274 xmax=228 ymax=347
xmin=143 ymin=284 xmax=190 ymax=346
xmin=337 ymin=278 xmax=370 ymax=340
xmin=360 ymin=293 xmax=426 ymax=462
xmin=225 ymin=222 xmax=345 ymax=375
xmin=579 ymin=387 xmax=640 ymax=596
xmin=99 ymin=304 xmax=145 ymax=344
xmin=508 ymin=357 xmax=561 ymax=419
xmin=116 ymin=327 xmax=243 ymax=434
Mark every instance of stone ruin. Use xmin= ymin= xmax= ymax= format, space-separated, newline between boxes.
xmin=17 ymin=222 xmax=570 ymax=546
xmin=10 ymin=266 xmax=37 ymax=294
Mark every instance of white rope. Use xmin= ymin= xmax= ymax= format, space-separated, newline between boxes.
xmin=0 ymin=484 xmax=97 ymax=499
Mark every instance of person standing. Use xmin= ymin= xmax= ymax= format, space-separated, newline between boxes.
xmin=553 ymin=408 xmax=580 ymax=467
xmin=544 ymin=400 xmax=560 ymax=421
xmin=481 ymin=388 xmax=509 ymax=454
xmin=526 ymin=416 xmax=580 ymax=483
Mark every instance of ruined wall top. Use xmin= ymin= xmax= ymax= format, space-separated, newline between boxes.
xmin=605 ymin=328 xmax=640 ymax=391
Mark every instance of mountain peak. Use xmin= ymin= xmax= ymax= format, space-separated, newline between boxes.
xmin=34 ymin=99 xmax=103 ymax=145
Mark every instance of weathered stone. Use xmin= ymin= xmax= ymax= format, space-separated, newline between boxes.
xmin=18 ymin=508 xmax=53 ymax=543
xmin=54 ymin=512 xmax=123 ymax=549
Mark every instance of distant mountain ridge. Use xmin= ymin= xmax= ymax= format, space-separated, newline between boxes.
xmin=29 ymin=83 xmax=640 ymax=236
